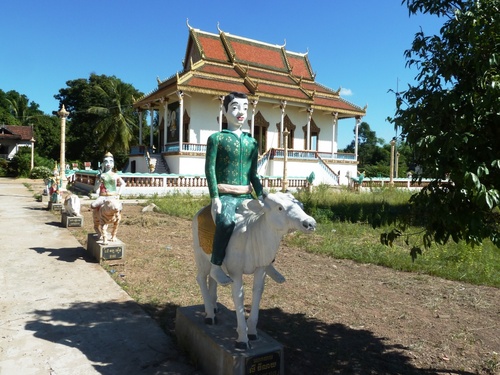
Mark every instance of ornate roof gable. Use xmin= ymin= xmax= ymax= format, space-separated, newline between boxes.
xmin=136 ymin=25 xmax=366 ymax=119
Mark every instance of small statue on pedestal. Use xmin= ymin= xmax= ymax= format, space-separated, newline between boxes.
xmin=45 ymin=163 xmax=62 ymax=203
xmin=91 ymin=152 xmax=125 ymax=244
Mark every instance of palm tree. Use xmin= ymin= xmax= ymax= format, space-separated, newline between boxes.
xmin=87 ymin=77 xmax=138 ymax=155
xmin=5 ymin=91 xmax=40 ymax=125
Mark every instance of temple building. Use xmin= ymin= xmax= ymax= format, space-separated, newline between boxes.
xmin=130 ymin=24 xmax=366 ymax=186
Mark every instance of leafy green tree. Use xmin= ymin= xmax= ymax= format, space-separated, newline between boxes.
xmin=55 ymin=74 xmax=142 ymax=168
xmin=4 ymin=90 xmax=41 ymax=125
xmin=0 ymin=90 xmax=19 ymax=124
xmin=0 ymin=89 xmax=59 ymax=171
xmin=343 ymin=122 xmax=389 ymax=176
xmin=33 ymin=115 xmax=61 ymax=160
xmin=87 ymin=78 xmax=138 ymax=156
xmin=390 ymin=0 xmax=500 ymax=249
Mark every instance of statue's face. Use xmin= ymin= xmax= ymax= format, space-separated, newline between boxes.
xmin=225 ymin=97 xmax=248 ymax=129
xmin=103 ymin=156 xmax=114 ymax=171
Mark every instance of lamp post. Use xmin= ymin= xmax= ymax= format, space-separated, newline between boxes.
xmin=282 ymin=128 xmax=290 ymax=192
xmin=30 ymin=137 xmax=35 ymax=170
xmin=389 ymin=138 xmax=396 ymax=186
xmin=57 ymin=105 xmax=69 ymax=189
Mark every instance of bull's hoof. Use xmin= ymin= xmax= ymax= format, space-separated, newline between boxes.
xmin=204 ymin=316 xmax=217 ymax=325
xmin=248 ymin=334 xmax=258 ymax=341
xmin=235 ymin=341 xmax=250 ymax=350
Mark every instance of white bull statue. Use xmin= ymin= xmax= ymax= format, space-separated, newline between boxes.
xmin=63 ymin=194 xmax=81 ymax=217
xmin=192 ymin=192 xmax=316 ymax=349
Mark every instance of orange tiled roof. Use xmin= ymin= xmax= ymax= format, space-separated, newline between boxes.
xmin=134 ymin=26 xmax=366 ymax=119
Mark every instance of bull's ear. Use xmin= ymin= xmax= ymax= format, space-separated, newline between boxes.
xmin=247 ymin=198 xmax=264 ymax=213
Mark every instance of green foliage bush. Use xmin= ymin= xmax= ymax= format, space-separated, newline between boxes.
xmin=29 ymin=166 xmax=52 ymax=180
xmin=0 ymin=158 xmax=8 ymax=177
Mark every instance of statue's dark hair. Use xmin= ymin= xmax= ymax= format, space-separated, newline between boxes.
xmin=223 ymin=92 xmax=248 ymax=112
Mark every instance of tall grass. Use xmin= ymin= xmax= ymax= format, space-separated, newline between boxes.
xmin=150 ymin=192 xmax=210 ymax=219
xmin=149 ymin=187 xmax=500 ymax=288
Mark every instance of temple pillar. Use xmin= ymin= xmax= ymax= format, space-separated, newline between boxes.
xmin=163 ymin=101 xmax=168 ymax=152
xmin=150 ymin=108 xmax=154 ymax=149
xmin=251 ymin=99 xmax=258 ymax=137
xmin=139 ymin=110 xmax=143 ymax=145
xmin=280 ymin=100 xmax=286 ymax=148
xmin=331 ymin=112 xmax=338 ymax=155
xmin=218 ymin=96 xmax=224 ymax=132
xmin=306 ymin=108 xmax=313 ymax=150
xmin=354 ymin=117 xmax=361 ymax=160
xmin=177 ymin=91 xmax=184 ymax=151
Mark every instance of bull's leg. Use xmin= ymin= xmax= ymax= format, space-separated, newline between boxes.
xmin=247 ymin=267 xmax=266 ymax=340
xmin=231 ymin=275 xmax=248 ymax=349
xmin=265 ymin=263 xmax=286 ymax=283
xmin=208 ymin=275 xmax=218 ymax=314
xmin=194 ymin=246 xmax=217 ymax=325
xmin=196 ymin=271 xmax=217 ymax=325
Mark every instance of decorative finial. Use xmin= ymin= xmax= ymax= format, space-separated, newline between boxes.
xmin=57 ymin=104 xmax=69 ymax=117
xmin=186 ymin=18 xmax=192 ymax=29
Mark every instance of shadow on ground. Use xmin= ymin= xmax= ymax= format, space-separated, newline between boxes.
xmin=259 ymin=307 xmax=475 ymax=375
xmin=30 ymin=246 xmax=90 ymax=263
xmin=25 ymin=301 xmax=200 ymax=375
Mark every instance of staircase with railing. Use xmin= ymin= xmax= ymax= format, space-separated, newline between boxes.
xmin=316 ymin=154 xmax=340 ymax=185
xmin=149 ymin=154 xmax=170 ymax=174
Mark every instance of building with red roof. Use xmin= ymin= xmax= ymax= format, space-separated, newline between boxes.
xmin=0 ymin=125 xmax=34 ymax=160
xmin=131 ymin=25 xmax=366 ymax=186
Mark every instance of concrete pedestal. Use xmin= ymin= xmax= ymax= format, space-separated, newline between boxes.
xmin=176 ymin=304 xmax=284 ymax=375
xmin=86 ymin=233 xmax=125 ymax=263
xmin=61 ymin=212 xmax=83 ymax=227
xmin=48 ymin=202 xmax=62 ymax=212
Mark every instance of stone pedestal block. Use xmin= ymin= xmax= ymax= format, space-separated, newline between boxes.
xmin=176 ymin=304 xmax=284 ymax=375
xmin=86 ymin=233 xmax=125 ymax=262
xmin=61 ymin=212 xmax=83 ymax=227
xmin=48 ymin=202 xmax=62 ymax=212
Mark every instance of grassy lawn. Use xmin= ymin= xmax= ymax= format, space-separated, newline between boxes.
xmin=150 ymin=188 xmax=500 ymax=288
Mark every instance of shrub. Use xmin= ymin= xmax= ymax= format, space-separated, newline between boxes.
xmin=30 ymin=166 xmax=52 ymax=180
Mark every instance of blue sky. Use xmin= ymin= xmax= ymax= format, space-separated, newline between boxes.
xmin=1 ymin=0 xmax=444 ymax=149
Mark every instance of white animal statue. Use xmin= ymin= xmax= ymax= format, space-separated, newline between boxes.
xmin=192 ymin=192 xmax=316 ymax=349
xmin=64 ymin=194 xmax=81 ymax=217
xmin=92 ymin=198 xmax=122 ymax=245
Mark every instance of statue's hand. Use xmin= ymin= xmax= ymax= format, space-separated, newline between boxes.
xmin=211 ymin=197 xmax=222 ymax=223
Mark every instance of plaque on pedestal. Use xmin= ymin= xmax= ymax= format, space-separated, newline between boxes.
xmin=86 ymin=233 xmax=125 ymax=262
xmin=176 ymin=304 xmax=284 ymax=375
xmin=48 ymin=202 xmax=62 ymax=212
xmin=61 ymin=212 xmax=83 ymax=227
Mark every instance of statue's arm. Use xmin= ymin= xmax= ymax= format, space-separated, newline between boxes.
xmin=205 ymin=134 xmax=219 ymax=199
xmin=93 ymin=173 xmax=101 ymax=194
xmin=116 ymin=175 xmax=126 ymax=196
xmin=205 ymin=134 xmax=222 ymax=221
xmin=249 ymin=139 xmax=263 ymax=197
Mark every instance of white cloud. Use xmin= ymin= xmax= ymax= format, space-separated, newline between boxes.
xmin=340 ymin=88 xmax=353 ymax=96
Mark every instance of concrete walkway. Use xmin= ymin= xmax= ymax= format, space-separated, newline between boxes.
xmin=0 ymin=178 xmax=200 ymax=375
